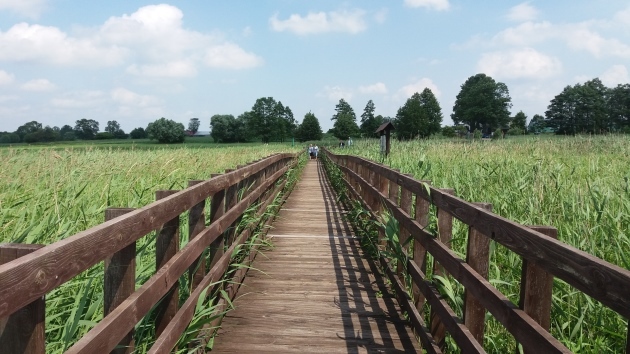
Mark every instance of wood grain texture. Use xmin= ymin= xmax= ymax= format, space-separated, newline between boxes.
xmin=331 ymin=157 xmax=570 ymax=353
xmin=211 ymin=160 xmax=421 ymax=353
xmin=331 ymin=153 xmax=630 ymax=319
xmin=0 ymin=154 xmax=296 ymax=319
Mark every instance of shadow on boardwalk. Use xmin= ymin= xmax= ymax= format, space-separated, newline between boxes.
xmin=211 ymin=160 xmax=420 ymax=353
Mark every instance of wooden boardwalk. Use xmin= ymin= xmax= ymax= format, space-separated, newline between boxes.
xmin=211 ymin=159 xmax=420 ymax=353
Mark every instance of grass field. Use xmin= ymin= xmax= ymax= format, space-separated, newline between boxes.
xmin=338 ymin=135 xmax=630 ymax=353
xmin=0 ymin=143 xmax=301 ymax=352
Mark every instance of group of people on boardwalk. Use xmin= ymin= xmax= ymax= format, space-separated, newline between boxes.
xmin=308 ymin=144 xmax=319 ymax=159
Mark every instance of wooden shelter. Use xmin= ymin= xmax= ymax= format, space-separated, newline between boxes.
xmin=375 ymin=121 xmax=395 ymax=156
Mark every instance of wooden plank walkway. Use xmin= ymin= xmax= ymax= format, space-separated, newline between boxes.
xmin=211 ymin=159 xmax=420 ymax=353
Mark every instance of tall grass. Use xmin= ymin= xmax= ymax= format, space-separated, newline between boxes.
xmin=339 ymin=135 xmax=630 ymax=353
xmin=0 ymin=144 xmax=300 ymax=352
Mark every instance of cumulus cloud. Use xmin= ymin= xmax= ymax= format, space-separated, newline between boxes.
xmin=507 ymin=2 xmax=539 ymax=22
xmin=204 ymin=43 xmax=263 ymax=69
xmin=270 ymin=9 xmax=367 ymax=35
xmin=565 ymin=27 xmax=630 ymax=58
xmin=601 ymin=65 xmax=629 ymax=87
xmin=0 ymin=0 xmax=47 ymax=18
xmin=398 ymin=78 xmax=441 ymax=99
xmin=615 ymin=6 xmax=630 ymax=25
xmin=404 ymin=0 xmax=450 ymax=11
xmin=359 ymin=82 xmax=388 ymax=95
xmin=0 ymin=23 xmax=126 ymax=66
xmin=478 ymin=48 xmax=562 ymax=79
xmin=321 ymin=86 xmax=353 ymax=102
xmin=51 ymin=91 xmax=106 ymax=109
xmin=0 ymin=70 xmax=15 ymax=85
xmin=21 ymin=78 xmax=55 ymax=91
xmin=0 ymin=4 xmax=263 ymax=75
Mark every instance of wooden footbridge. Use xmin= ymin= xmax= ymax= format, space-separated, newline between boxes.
xmin=1 ymin=150 xmax=630 ymax=353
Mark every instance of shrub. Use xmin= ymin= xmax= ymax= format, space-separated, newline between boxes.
xmin=442 ymin=126 xmax=456 ymax=138
xmin=0 ymin=133 xmax=20 ymax=144
xmin=146 ymin=118 xmax=185 ymax=144
xmin=508 ymin=127 xmax=524 ymax=136
xmin=492 ymin=128 xmax=503 ymax=140
xmin=473 ymin=129 xmax=482 ymax=139
xmin=129 ymin=127 xmax=148 ymax=139
xmin=95 ymin=132 xmax=114 ymax=140
xmin=62 ymin=132 xmax=77 ymax=141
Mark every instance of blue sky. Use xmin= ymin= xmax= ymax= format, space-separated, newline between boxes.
xmin=0 ymin=0 xmax=629 ymax=133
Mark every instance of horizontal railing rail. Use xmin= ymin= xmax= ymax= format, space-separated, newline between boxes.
xmin=0 ymin=152 xmax=300 ymax=353
xmin=322 ymin=148 xmax=630 ymax=353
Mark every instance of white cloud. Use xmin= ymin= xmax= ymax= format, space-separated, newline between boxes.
xmin=270 ymin=9 xmax=367 ymax=35
xmin=0 ymin=70 xmax=15 ymax=85
xmin=111 ymin=88 xmax=159 ymax=107
xmin=0 ymin=95 xmax=18 ymax=102
xmin=478 ymin=48 xmax=562 ymax=79
xmin=321 ymin=86 xmax=353 ymax=102
xmin=0 ymin=23 xmax=126 ymax=66
xmin=507 ymin=2 xmax=539 ymax=22
xmin=50 ymin=91 xmax=106 ymax=109
xmin=601 ymin=65 xmax=629 ymax=87
xmin=359 ymin=82 xmax=388 ymax=95
xmin=204 ymin=43 xmax=263 ymax=69
xmin=21 ymin=78 xmax=56 ymax=91
xmin=565 ymin=27 xmax=630 ymax=58
xmin=0 ymin=0 xmax=47 ymax=18
xmin=398 ymin=78 xmax=441 ymax=99
xmin=614 ymin=6 xmax=630 ymax=25
xmin=404 ymin=0 xmax=450 ymax=11
xmin=374 ymin=8 xmax=388 ymax=24
xmin=127 ymin=61 xmax=197 ymax=78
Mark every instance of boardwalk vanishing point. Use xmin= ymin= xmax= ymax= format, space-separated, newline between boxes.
xmin=212 ymin=159 xmax=420 ymax=353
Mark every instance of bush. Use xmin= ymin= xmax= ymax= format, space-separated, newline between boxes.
xmin=0 ymin=133 xmax=20 ymax=144
xmin=146 ymin=118 xmax=185 ymax=144
xmin=62 ymin=132 xmax=77 ymax=141
xmin=442 ymin=126 xmax=456 ymax=138
xmin=112 ymin=130 xmax=128 ymax=139
xmin=129 ymin=127 xmax=148 ymax=139
xmin=473 ymin=129 xmax=482 ymax=139
xmin=95 ymin=132 xmax=114 ymax=140
xmin=508 ymin=127 xmax=524 ymax=136
xmin=492 ymin=128 xmax=503 ymax=140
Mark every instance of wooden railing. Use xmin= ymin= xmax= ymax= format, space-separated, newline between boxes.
xmin=323 ymin=148 xmax=630 ymax=354
xmin=0 ymin=152 xmax=299 ymax=353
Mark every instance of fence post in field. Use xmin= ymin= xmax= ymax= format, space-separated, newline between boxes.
xmin=463 ymin=202 xmax=493 ymax=346
xmin=397 ymin=175 xmax=413 ymax=280
xmin=0 ymin=243 xmax=45 ymax=354
xmin=209 ymin=173 xmax=226 ymax=270
xmin=153 ymin=191 xmax=181 ymax=337
xmin=224 ymin=169 xmax=238 ymax=247
xmin=412 ymin=181 xmax=431 ymax=314
xmin=430 ymin=188 xmax=455 ymax=349
xmin=104 ymin=207 xmax=136 ymax=354
xmin=519 ymin=225 xmax=557 ymax=353
xmin=187 ymin=181 xmax=207 ymax=291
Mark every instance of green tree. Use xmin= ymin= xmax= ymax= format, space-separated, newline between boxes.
xmin=74 ymin=119 xmax=100 ymax=140
xmin=442 ymin=126 xmax=456 ymax=138
xmin=528 ymin=114 xmax=546 ymax=134
xmin=331 ymin=98 xmax=356 ymax=121
xmin=210 ymin=114 xmax=249 ymax=143
xmin=146 ymin=117 xmax=185 ymax=143
xmin=105 ymin=120 xmax=127 ymax=139
xmin=249 ymin=97 xmax=278 ymax=143
xmin=332 ymin=112 xmax=359 ymax=140
xmin=512 ymin=111 xmax=528 ymax=132
xmin=608 ymin=84 xmax=630 ymax=131
xmin=395 ymin=89 xmax=443 ymax=140
xmin=545 ymin=78 xmax=610 ymax=134
xmin=359 ymin=100 xmax=384 ymax=137
xmin=188 ymin=118 xmax=200 ymax=135
xmin=452 ymin=73 xmax=512 ymax=134
xmin=296 ymin=112 xmax=323 ymax=142
xmin=59 ymin=125 xmax=74 ymax=137
xmin=0 ymin=133 xmax=20 ymax=144
xmin=129 ymin=127 xmax=148 ymax=139
xmin=16 ymin=121 xmax=43 ymax=141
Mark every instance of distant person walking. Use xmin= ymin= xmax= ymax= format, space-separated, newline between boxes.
xmin=314 ymin=145 xmax=319 ymax=159
xmin=308 ymin=144 xmax=314 ymax=159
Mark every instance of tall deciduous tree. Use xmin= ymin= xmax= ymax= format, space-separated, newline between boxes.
xmin=146 ymin=117 xmax=185 ymax=143
xmin=16 ymin=121 xmax=43 ymax=141
xmin=332 ymin=112 xmax=359 ymax=140
xmin=210 ymin=114 xmax=249 ymax=143
xmin=545 ymin=78 xmax=610 ymax=134
xmin=512 ymin=111 xmax=528 ymax=132
xmin=296 ymin=112 xmax=323 ymax=142
xmin=608 ymin=84 xmax=630 ymax=131
xmin=528 ymin=114 xmax=545 ymax=134
xmin=249 ymin=97 xmax=278 ymax=143
xmin=188 ymin=118 xmax=201 ymax=134
xmin=74 ymin=119 xmax=100 ymax=140
xmin=395 ymin=89 xmax=443 ymax=140
xmin=452 ymin=73 xmax=512 ymax=133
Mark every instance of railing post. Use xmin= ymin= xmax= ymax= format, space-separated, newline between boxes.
xmin=152 ymin=191 xmax=180 ymax=337
xmin=224 ymin=169 xmax=238 ymax=247
xmin=0 ymin=243 xmax=45 ymax=354
xmin=430 ymin=188 xmax=455 ymax=349
xmin=187 ymin=181 xmax=207 ymax=291
xmin=463 ymin=202 xmax=493 ymax=346
xmin=412 ymin=181 xmax=431 ymax=315
xmin=519 ymin=225 xmax=557 ymax=354
xmin=397 ymin=175 xmax=413 ymax=280
xmin=104 ymin=208 xmax=136 ymax=354
xmin=377 ymin=165 xmax=390 ymax=248
xmin=209 ymin=173 xmax=226 ymax=270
